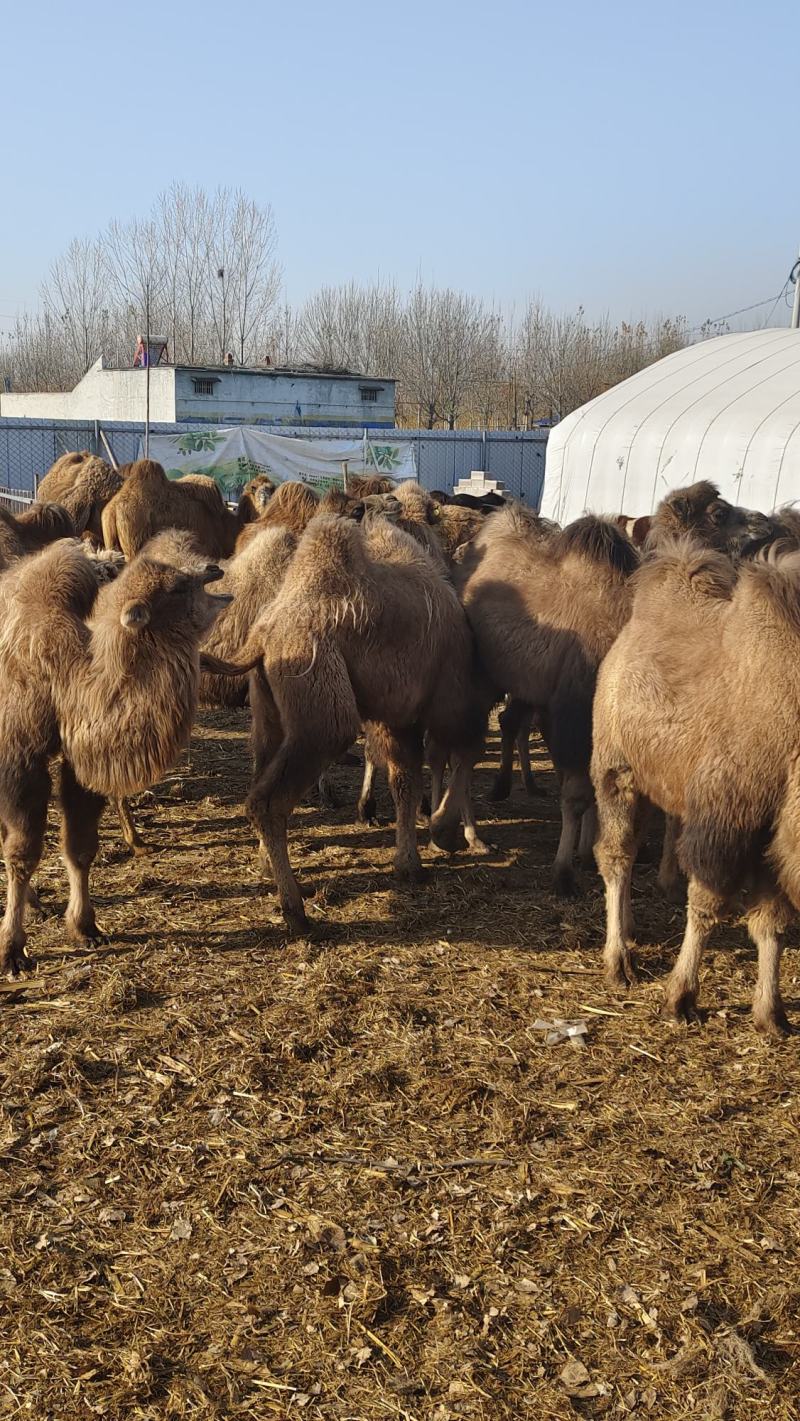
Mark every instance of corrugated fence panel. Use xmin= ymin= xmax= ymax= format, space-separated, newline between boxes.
xmin=0 ymin=418 xmax=549 ymax=508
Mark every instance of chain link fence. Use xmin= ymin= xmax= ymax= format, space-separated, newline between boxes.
xmin=0 ymin=418 xmax=549 ymax=508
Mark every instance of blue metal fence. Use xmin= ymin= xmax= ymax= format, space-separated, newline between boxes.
xmin=0 ymin=417 xmax=549 ymax=508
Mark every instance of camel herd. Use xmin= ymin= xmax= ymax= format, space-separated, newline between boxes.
xmin=4 ymin=450 xmax=800 ymax=1040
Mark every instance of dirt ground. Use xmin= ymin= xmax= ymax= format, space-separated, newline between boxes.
xmin=1 ymin=712 xmax=799 ymax=1420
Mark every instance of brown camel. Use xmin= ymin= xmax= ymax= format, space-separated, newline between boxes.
xmin=241 ymin=510 xmax=490 ymax=934
xmin=0 ymin=540 xmax=237 ymax=975
xmin=592 ymin=537 xmax=800 ymax=1037
xmin=457 ymin=505 xmax=638 ymax=893
xmin=101 ymin=461 xmax=271 ymax=560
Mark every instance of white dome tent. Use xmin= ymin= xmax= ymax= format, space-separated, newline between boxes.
xmin=541 ymin=329 xmax=800 ymax=524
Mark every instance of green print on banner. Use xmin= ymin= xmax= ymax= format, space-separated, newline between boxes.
xmin=172 ymin=432 xmax=226 ymax=455
xmin=366 ymin=444 xmax=403 ymax=472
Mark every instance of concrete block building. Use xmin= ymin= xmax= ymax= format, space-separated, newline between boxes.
xmin=0 ymin=357 xmax=396 ymax=427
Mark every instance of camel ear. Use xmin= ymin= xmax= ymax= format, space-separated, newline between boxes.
xmin=121 ymin=601 xmax=150 ymax=630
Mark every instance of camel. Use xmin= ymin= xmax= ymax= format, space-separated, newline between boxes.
xmin=592 ymin=537 xmax=800 ymax=1037
xmin=0 ymin=539 xmax=245 ymax=975
xmin=241 ymin=510 xmax=491 ymax=934
xmin=457 ymin=505 xmax=638 ymax=894
xmin=0 ymin=503 xmax=76 ymax=571
xmin=37 ymin=452 xmax=124 ymax=544
xmin=101 ymin=461 xmax=271 ymax=560
xmin=234 ymin=481 xmax=320 ymax=553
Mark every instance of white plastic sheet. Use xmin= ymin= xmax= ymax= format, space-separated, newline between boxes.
xmin=542 ymin=329 xmax=800 ymax=524
xmin=144 ymin=426 xmax=415 ymax=497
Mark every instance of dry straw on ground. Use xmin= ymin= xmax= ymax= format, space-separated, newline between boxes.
xmin=1 ymin=713 xmax=799 ymax=1419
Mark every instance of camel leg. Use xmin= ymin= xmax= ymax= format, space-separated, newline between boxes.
xmin=317 ymin=773 xmax=340 ymax=810
xmin=552 ymin=770 xmax=594 ymax=897
xmin=578 ymin=802 xmax=598 ymax=869
xmin=429 ymin=747 xmax=483 ymax=856
xmin=664 ymin=878 xmax=724 ymax=1023
xmin=26 ymin=884 xmax=45 ymax=917
xmin=248 ymin=735 xmax=334 ymax=937
xmin=380 ymin=726 xmax=425 ymax=880
xmin=490 ymin=698 xmax=530 ymax=801
xmin=594 ymin=766 xmax=643 ymax=989
xmin=515 ymin=708 xmax=541 ymax=796
xmin=60 ymin=760 xmax=106 ymax=945
xmin=748 ymin=894 xmax=792 ymax=1038
xmin=427 ymin=739 xmax=447 ymax=815
xmin=0 ymin=765 xmax=50 ymax=976
xmin=250 ymin=667 xmax=283 ymax=783
xmin=460 ymin=777 xmax=492 ymax=855
xmin=657 ymin=814 xmax=684 ymax=901
xmin=357 ymin=755 xmax=379 ymax=824
xmin=115 ymin=796 xmax=147 ymax=856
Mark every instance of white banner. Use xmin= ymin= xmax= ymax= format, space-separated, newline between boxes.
xmin=144 ymin=426 xmax=415 ymax=498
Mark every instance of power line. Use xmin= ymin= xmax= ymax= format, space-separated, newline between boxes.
xmin=689 ymin=292 xmax=786 ymax=336
xmin=692 ymin=254 xmax=800 ymax=336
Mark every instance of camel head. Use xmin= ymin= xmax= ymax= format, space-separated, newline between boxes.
xmin=115 ymin=558 xmax=232 ymax=640
xmin=652 ymin=480 xmax=781 ymax=559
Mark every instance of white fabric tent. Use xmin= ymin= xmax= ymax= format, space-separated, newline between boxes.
xmin=541 ymin=329 xmax=800 ymax=524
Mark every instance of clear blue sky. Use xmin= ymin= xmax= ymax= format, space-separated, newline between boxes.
xmin=1 ymin=0 xmax=797 ymax=332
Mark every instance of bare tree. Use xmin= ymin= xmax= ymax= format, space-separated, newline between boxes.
xmin=228 ymin=193 xmax=281 ymax=364
xmin=43 ymin=238 xmax=110 ymax=379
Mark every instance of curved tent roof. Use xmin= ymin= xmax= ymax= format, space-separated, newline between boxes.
xmin=541 ymin=329 xmax=800 ymax=523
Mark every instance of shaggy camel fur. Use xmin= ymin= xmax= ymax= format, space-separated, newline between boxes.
xmin=234 ymin=481 xmax=320 ymax=552
xmin=383 ymin=481 xmax=449 ymax=568
xmin=0 ymin=503 xmax=76 ymax=570
xmin=0 ymin=540 xmax=235 ymax=975
xmin=592 ymin=538 xmax=800 ymax=1037
xmin=344 ymin=474 xmax=396 ymax=497
xmin=457 ymin=505 xmax=638 ymax=894
xmin=354 ymin=486 xmax=461 ymax=823
xmin=436 ymin=504 xmax=488 ymax=563
xmin=101 ymin=461 xmax=268 ymax=560
xmin=37 ymin=452 xmax=124 ymax=543
xmin=199 ymin=526 xmax=298 ymax=708
xmin=242 ymin=512 xmax=490 ymax=934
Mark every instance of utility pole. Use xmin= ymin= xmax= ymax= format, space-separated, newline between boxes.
xmin=145 ymin=291 xmax=151 ymax=458
xmin=792 ymin=248 xmax=800 ymax=330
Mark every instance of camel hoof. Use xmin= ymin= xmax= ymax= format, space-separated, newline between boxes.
xmin=430 ymin=820 xmax=464 ymax=855
xmin=465 ymin=836 xmax=493 ymax=856
xmin=394 ymin=862 xmax=427 ymax=884
xmin=604 ymin=961 xmax=635 ymax=993
xmin=487 ymin=775 xmax=512 ymax=803
xmin=4 ymin=943 xmax=35 ymax=978
xmin=552 ymin=866 xmax=581 ymax=898
xmin=282 ymin=907 xmax=310 ymax=940
xmin=664 ymin=988 xmax=700 ymax=1025
xmin=66 ymin=919 xmax=107 ymax=947
xmin=357 ymin=797 xmax=377 ymax=824
xmin=753 ymin=1004 xmax=792 ymax=1039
